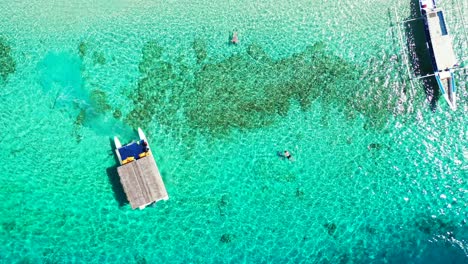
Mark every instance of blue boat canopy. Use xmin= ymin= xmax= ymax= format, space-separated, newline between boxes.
xmin=118 ymin=140 xmax=148 ymax=161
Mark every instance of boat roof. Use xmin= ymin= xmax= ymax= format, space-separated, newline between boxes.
xmin=118 ymin=140 xmax=146 ymax=161
xmin=425 ymin=8 xmax=457 ymax=71
xmin=117 ymin=156 xmax=169 ymax=209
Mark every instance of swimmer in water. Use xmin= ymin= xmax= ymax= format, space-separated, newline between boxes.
xmin=231 ymin=31 xmax=239 ymax=44
xmin=284 ymin=150 xmax=292 ymax=160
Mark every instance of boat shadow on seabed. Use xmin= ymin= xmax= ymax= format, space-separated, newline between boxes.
xmin=403 ymin=0 xmax=441 ymax=111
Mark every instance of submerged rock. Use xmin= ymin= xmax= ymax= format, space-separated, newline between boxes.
xmin=368 ymin=143 xmax=382 ymax=150
xmin=295 ymin=187 xmax=304 ymax=198
xmin=324 ymin=223 xmax=337 ymax=236
xmin=220 ymin=233 xmax=234 ymax=243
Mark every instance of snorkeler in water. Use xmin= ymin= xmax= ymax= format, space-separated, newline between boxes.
xmin=276 ymin=150 xmax=294 ymax=161
xmin=231 ymin=31 xmax=239 ymax=44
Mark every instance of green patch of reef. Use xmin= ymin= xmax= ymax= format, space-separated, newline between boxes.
xmin=93 ymin=51 xmax=106 ymax=65
xmin=78 ymin=41 xmax=88 ymax=58
xmin=126 ymin=39 xmax=399 ymax=138
xmin=0 ymin=37 xmax=16 ymax=82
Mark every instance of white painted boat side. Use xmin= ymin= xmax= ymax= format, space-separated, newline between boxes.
xmin=436 ymin=73 xmax=457 ymax=110
xmin=138 ymin=202 xmax=152 ymax=210
xmin=138 ymin=127 xmax=147 ymax=142
xmin=138 ymin=127 xmax=152 ymax=154
xmin=114 ymin=136 xmax=123 ymax=164
xmin=114 ymin=136 xmax=122 ymax=148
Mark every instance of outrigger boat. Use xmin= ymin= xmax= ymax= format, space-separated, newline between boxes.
xmin=113 ymin=128 xmax=168 ymax=210
xmin=419 ymin=0 xmax=458 ymax=110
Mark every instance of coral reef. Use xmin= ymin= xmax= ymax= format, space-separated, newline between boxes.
xmin=323 ymin=222 xmax=337 ymax=236
xmin=113 ymin=109 xmax=122 ymax=119
xmin=78 ymin=41 xmax=87 ymax=58
xmin=93 ymin=51 xmax=106 ymax=65
xmin=192 ymin=38 xmax=207 ymax=64
xmin=90 ymin=89 xmax=111 ymax=113
xmin=126 ymin=39 xmax=398 ymax=138
xmin=0 ymin=37 xmax=16 ymax=82
xmin=72 ymin=109 xmax=86 ymax=143
xmin=220 ymin=233 xmax=234 ymax=243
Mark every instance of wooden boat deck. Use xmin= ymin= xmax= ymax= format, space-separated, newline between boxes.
xmin=117 ymin=156 xmax=168 ymax=209
xmin=424 ymin=8 xmax=457 ymax=71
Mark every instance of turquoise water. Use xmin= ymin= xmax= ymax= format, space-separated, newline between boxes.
xmin=1 ymin=0 xmax=467 ymax=262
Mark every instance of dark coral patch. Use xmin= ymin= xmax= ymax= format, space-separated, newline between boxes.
xmin=295 ymin=187 xmax=304 ymax=198
xmin=78 ymin=41 xmax=87 ymax=58
xmin=93 ymin=51 xmax=106 ymax=65
xmin=113 ymin=109 xmax=122 ymax=119
xmin=0 ymin=37 xmax=16 ymax=82
xmin=324 ymin=223 xmax=337 ymax=236
xmin=126 ymin=40 xmax=397 ymax=138
xmin=220 ymin=233 xmax=234 ymax=243
xmin=138 ymin=41 xmax=164 ymax=74
xmin=90 ymin=89 xmax=111 ymax=113
xmin=72 ymin=109 xmax=86 ymax=143
xmin=416 ymin=216 xmax=457 ymax=235
xmin=1 ymin=221 xmax=16 ymax=232
xmin=192 ymin=38 xmax=207 ymax=64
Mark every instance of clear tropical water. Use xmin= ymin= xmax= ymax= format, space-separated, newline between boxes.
xmin=0 ymin=0 xmax=467 ymax=263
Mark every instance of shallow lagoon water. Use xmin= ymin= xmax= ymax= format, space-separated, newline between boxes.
xmin=0 ymin=0 xmax=467 ymax=263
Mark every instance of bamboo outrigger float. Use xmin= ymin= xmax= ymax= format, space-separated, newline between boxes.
xmin=114 ymin=128 xmax=169 ymax=210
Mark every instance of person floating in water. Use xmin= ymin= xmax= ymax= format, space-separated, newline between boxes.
xmin=231 ymin=31 xmax=239 ymax=44
xmin=276 ymin=150 xmax=293 ymax=161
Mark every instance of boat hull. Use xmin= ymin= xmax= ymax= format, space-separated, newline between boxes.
xmin=419 ymin=0 xmax=457 ymax=110
xmin=436 ymin=72 xmax=457 ymax=110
